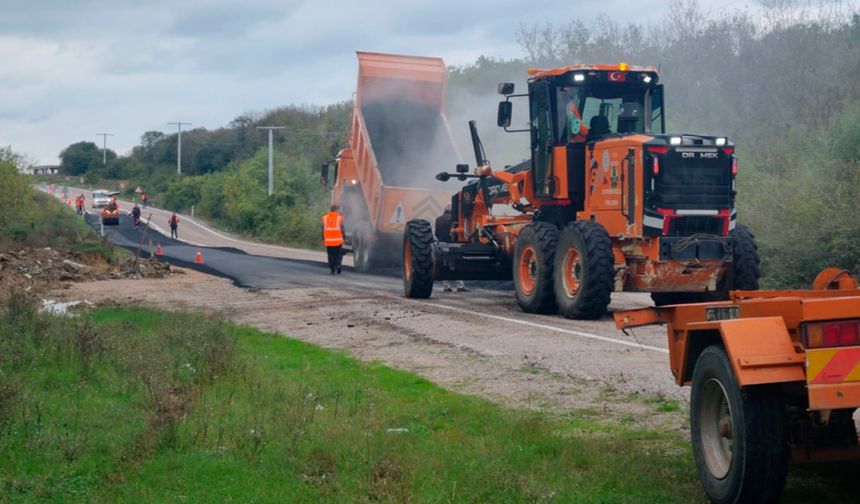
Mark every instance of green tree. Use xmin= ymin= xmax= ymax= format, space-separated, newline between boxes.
xmin=59 ymin=141 xmax=109 ymax=176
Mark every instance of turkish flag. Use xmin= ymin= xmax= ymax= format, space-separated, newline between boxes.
xmin=609 ymin=72 xmax=626 ymax=82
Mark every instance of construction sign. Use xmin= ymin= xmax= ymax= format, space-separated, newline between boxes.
xmin=388 ymin=201 xmax=406 ymax=225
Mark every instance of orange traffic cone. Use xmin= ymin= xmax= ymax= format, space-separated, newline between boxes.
xmin=156 ymin=242 xmax=163 ymax=256
xmin=195 ymin=247 xmax=203 ymax=264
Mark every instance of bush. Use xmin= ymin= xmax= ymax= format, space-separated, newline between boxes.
xmin=0 ymin=162 xmax=98 ymax=249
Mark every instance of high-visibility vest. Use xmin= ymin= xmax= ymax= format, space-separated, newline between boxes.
xmin=322 ymin=211 xmax=344 ymax=247
xmin=567 ymin=103 xmax=588 ymax=143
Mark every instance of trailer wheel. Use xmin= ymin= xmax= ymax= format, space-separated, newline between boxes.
xmin=513 ymin=222 xmax=558 ymax=313
xmin=691 ymin=345 xmax=788 ymax=504
xmin=553 ymin=221 xmax=613 ymax=319
xmin=403 ymin=219 xmax=434 ymax=298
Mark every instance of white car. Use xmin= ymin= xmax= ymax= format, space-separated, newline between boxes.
xmin=91 ymin=190 xmax=117 ymax=208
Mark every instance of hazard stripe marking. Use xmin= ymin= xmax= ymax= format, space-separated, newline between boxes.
xmin=810 ymin=347 xmax=860 ymax=384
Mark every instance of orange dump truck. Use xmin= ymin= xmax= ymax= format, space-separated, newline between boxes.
xmin=321 ymin=52 xmax=457 ymax=271
xmin=615 ymin=268 xmax=860 ymax=503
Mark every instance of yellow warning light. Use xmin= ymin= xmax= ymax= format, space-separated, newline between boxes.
xmin=527 ymin=68 xmax=538 ymax=75
xmin=619 ymin=62 xmax=629 ymax=71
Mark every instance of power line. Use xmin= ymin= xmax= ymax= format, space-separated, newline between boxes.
xmin=167 ymin=121 xmax=192 ymax=174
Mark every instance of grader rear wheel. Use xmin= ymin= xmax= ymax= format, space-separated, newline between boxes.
xmin=553 ymin=221 xmax=613 ymax=320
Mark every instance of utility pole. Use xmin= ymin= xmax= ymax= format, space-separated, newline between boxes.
xmin=167 ymin=121 xmax=191 ymax=174
xmin=96 ymin=133 xmax=114 ymax=165
xmin=257 ymin=126 xmax=286 ymax=196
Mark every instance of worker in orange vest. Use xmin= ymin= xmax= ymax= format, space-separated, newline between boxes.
xmin=75 ymin=194 xmax=85 ymax=216
xmin=567 ymin=102 xmax=589 ymax=143
xmin=322 ymin=205 xmax=345 ymax=275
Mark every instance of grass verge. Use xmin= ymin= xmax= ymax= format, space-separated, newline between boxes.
xmin=0 ymin=299 xmax=856 ymax=503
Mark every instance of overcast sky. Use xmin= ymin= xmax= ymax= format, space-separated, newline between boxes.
xmin=0 ymin=0 xmax=758 ymax=164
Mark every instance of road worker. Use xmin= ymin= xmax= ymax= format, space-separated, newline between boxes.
xmin=107 ymin=197 xmax=118 ymax=212
xmin=131 ymin=204 xmax=142 ymax=228
xmin=322 ymin=204 xmax=345 ymax=275
xmin=168 ymin=213 xmax=179 ymax=239
xmin=566 ymin=102 xmax=589 ymax=143
xmin=75 ymin=194 xmax=85 ymax=216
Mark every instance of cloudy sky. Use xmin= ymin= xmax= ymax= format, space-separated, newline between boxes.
xmin=0 ymin=0 xmax=756 ymax=164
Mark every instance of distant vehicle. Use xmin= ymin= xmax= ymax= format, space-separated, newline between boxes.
xmin=101 ymin=199 xmax=120 ymax=226
xmin=91 ymin=190 xmax=119 ymax=209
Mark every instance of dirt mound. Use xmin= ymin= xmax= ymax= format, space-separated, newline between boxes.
xmin=0 ymin=246 xmax=180 ymax=299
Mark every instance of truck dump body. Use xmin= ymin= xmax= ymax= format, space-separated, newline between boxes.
xmin=331 ymin=52 xmax=457 ymax=270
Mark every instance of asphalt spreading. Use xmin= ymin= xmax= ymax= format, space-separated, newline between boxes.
xmin=84 ymin=213 xmax=405 ymax=291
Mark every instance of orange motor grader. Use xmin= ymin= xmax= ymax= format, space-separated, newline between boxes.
xmin=402 ymin=63 xmax=760 ymax=319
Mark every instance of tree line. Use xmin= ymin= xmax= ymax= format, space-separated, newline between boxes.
xmin=55 ymin=0 xmax=860 ymax=284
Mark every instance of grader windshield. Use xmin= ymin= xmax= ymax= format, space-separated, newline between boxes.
xmin=554 ymin=72 xmax=664 ymax=143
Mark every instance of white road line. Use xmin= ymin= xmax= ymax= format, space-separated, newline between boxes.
xmin=413 ymin=300 xmax=669 ymax=354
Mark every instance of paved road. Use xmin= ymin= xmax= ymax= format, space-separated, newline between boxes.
xmin=55 ymin=186 xmax=347 ymax=265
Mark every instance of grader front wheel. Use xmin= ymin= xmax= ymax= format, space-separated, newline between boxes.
xmin=512 ymin=222 xmax=558 ymax=314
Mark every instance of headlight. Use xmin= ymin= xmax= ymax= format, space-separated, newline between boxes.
xmin=642 ymin=74 xmax=652 ymax=83
xmin=715 ymin=137 xmax=727 ymax=146
xmin=573 ymin=73 xmax=585 ymax=82
xmin=669 ymin=136 xmax=682 ymax=145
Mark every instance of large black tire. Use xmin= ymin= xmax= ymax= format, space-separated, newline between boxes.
xmin=353 ymin=226 xmax=375 ymax=273
xmin=402 ymin=219 xmax=434 ymax=299
xmin=725 ymin=223 xmax=761 ymax=291
xmin=553 ymin=221 xmax=614 ymax=319
xmin=690 ymin=346 xmax=789 ymax=504
xmin=513 ymin=222 xmax=559 ymax=314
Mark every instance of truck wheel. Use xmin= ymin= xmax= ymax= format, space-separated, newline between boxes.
xmin=353 ymin=228 xmax=375 ymax=273
xmin=690 ymin=346 xmax=789 ymax=504
xmin=554 ymin=221 xmax=613 ymax=319
xmin=513 ymin=222 xmax=558 ymax=314
xmin=403 ymin=219 xmax=434 ymax=298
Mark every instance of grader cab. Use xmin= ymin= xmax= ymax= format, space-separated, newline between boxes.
xmin=403 ymin=63 xmax=759 ymax=319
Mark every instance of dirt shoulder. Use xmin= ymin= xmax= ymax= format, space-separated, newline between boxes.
xmin=52 ymin=268 xmax=688 ymax=432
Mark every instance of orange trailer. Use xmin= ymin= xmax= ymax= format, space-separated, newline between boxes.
xmin=615 ymin=268 xmax=860 ymax=503
xmin=321 ymin=52 xmax=456 ymax=271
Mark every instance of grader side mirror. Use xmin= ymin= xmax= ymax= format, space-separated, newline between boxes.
xmin=456 ymin=164 xmax=469 ymax=174
xmin=497 ymin=82 xmax=515 ymax=95
xmin=497 ymin=101 xmax=512 ymax=128
xmin=320 ymin=163 xmax=329 ymax=186
xmin=435 ymin=172 xmax=451 ymax=182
